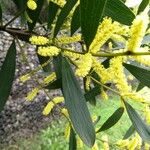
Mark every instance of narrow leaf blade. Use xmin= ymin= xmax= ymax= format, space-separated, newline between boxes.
xmin=0 ymin=41 xmax=16 ymax=111
xmin=54 ymin=0 xmax=78 ymax=37
xmin=124 ymin=100 xmax=150 ymax=143
xmin=80 ymin=0 xmax=108 ymax=48
xmin=124 ymin=63 xmax=150 ymax=88
xmin=62 ymin=57 xmax=95 ymax=147
xmin=97 ymin=107 xmax=124 ymax=132
xmin=69 ymin=128 xmax=77 ymax=150
xmin=137 ymin=0 xmax=149 ymax=14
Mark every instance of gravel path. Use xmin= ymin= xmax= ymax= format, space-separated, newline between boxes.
xmin=0 ymin=14 xmax=61 ymax=145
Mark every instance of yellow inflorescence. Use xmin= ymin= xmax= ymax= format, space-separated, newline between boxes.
xmin=109 ymin=56 xmax=131 ymax=94
xmin=64 ymin=51 xmax=82 ymax=60
xmin=89 ymin=17 xmax=117 ymax=53
xmin=92 ymin=142 xmax=99 ymax=150
xmin=64 ymin=123 xmax=70 ymax=139
xmin=29 ymin=36 xmax=49 ymax=45
xmin=101 ymin=135 xmax=109 ymax=150
xmin=127 ymin=10 xmax=149 ymax=52
xmin=56 ymin=34 xmax=81 ymax=44
xmin=144 ymin=104 xmax=150 ymax=124
xmin=20 ymin=73 xmax=31 ymax=82
xmin=49 ymin=0 xmax=66 ymax=7
xmin=75 ymin=53 xmax=92 ymax=77
xmin=42 ymin=97 xmax=64 ymax=115
xmin=27 ymin=0 xmax=37 ymax=10
xmin=92 ymin=58 xmax=111 ymax=83
xmin=38 ymin=46 xmax=60 ymax=57
xmin=26 ymin=87 xmax=40 ymax=101
xmin=61 ymin=108 xmax=69 ymax=117
xmin=43 ymin=72 xmax=56 ymax=84
xmin=77 ymin=136 xmax=84 ymax=148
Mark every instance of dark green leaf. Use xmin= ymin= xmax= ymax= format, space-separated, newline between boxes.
xmin=0 ymin=41 xmax=16 ymax=111
xmin=69 ymin=128 xmax=77 ymax=150
xmin=62 ymin=57 xmax=95 ymax=147
xmin=124 ymin=63 xmax=150 ymax=88
xmin=0 ymin=4 xmax=2 ymax=24
xmin=47 ymin=2 xmax=60 ymax=29
xmin=136 ymin=83 xmax=145 ymax=92
xmin=27 ymin=0 xmax=44 ymax=31
xmin=80 ymin=0 xmax=108 ymax=48
xmin=12 ymin=0 xmax=26 ymax=11
xmin=123 ymin=125 xmax=135 ymax=139
xmin=124 ymin=100 xmax=150 ymax=143
xmin=45 ymin=79 xmax=61 ymax=90
xmin=97 ymin=107 xmax=124 ymax=132
xmin=71 ymin=5 xmax=80 ymax=35
xmin=137 ymin=0 xmax=149 ymax=14
xmin=104 ymin=0 xmax=135 ymax=25
xmin=37 ymin=54 xmax=51 ymax=72
xmin=54 ymin=0 xmax=78 ymax=37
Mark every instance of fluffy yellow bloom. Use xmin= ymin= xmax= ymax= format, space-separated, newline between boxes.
xmin=92 ymin=58 xmax=111 ymax=83
xmin=56 ymin=34 xmax=81 ymax=44
xmin=27 ymin=0 xmax=37 ymax=10
xmin=92 ymin=142 xmax=99 ymax=150
xmin=101 ymin=89 xmax=108 ymax=100
xmin=75 ymin=53 xmax=92 ymax=77
xmin=64 ymin=51 xmax=82 ymax=60
xmin=43 ymin=97 xmax=64 ymax=115
xmin=64 ymin=123 xmax=70 ymax=139
xmin=49 ymin=0 xmax=66 ymax=7
xmin=127 ymin=10 xmax=149 ymax=52
xmin=85 ymin=76 xmax=91 ymax=91
xmin=26 ymin=87 xmax=40 ymax=101
xmin=144 ymin=104 xmax=150 ymax=124
xmin=29 ymin=36 xmax=49 ymax=45
xmin=101 ymin=135 xmax=109 ymax=150
xmin=38 ymin=46 xmax=60 ymax=57
xmin=144 ymin=142 xmax=150 ymax=150
xmin=61 ymin=108 xmax=69 ymax=117
xmin=109 ymin=56 xmax=131 ymax=94
xmin=43 ymin=72 xmax=56 ymax=84
xmin=20 ymin=74 xmax=30 ymax=82
xmin=127 ymin=137 xmax=139 ymax=150
xmin=116 ymin=139 xmax=129 ymax=148
xmin=77 ymin=136 xmax=83 ymax=148
xmin=89 ymin=17 xmax=117 ymax=53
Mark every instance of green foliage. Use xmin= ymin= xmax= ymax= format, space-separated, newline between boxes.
xmin=0 ymin=41 xmax=16 ymax=111
xmin=61 ymin=56 xmax=95 ymax=147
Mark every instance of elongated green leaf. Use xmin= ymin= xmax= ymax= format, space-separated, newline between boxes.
xmin=45 ymin=79 xmax=61 ymax=90
xmin=80 ymin=0 xmax=108 ymax=48
xmin=124 ymin=63 xmax=150 ymax=88
xmin=0 ymin=41 xmax=16 ymax=111
xmin=137 ymin=0 xmax=149 ymax=14
xmin=124 ymin=100 xmax=150 ymax=143
xmin=123 ymin=125 xmax=135 ymax=139
xmin=27 ymin=0 xmax=44 ymax=31
xmin=12 ymin=0 xmax=26 ymax=11
xmin=71 ymin=5 xmax=80 ymax=35
xmin=97 ymin=107 xmax=124 ymax=132
xmin=69 ymin=128 xmax=77 ymax=150
xmin=0 ymin=4 xmax=2 ymax=24
xmin=104 ymin=0 xmax=135 ymax=25
xmin=47 ymin=2 xmax=60 ymax=29
xmin=62 ymin=57 xmax=95 ymax=147
xmin=54 ymin=0 xmax=78 ymax=37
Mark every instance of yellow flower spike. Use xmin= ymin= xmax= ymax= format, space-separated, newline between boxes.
xmin=92 ymin=58 xmax=111 ymax=83
xmin=29 ymin=36 xmax=49 ymax=45
xmin=89 ymin=17 xmax=118 ymax=53
xmin=43 ymin=72 xmax=56 ymax=84
xmin=61 ymin=108 xmax=69 ymax=117
xmin=75 ymin=53 xmax=92 ymax=77
xmin=109 ymin=56 xmax=131 ymax=94
xmin=92 ymin=142 xmax=99 ymax=150
xmin=38 ymin=46 xmax=60 ymax=57
xmin=77 ymin=136 xmax=83 ymax=148
xmin=144 ymin=104 xmax=150 ymax=124
xmin=63 ymin=51 xmax=82 ymax=60
xmin=64 ymin=123 xmax=70 ymax=139
xmin=43 ymin=97 xmax=64 ymax=116
xmin=101 ymin=89 xmax=108 ymax=100
xmin=135 ymin=133 xmax=142 ymax=149
xmin=26 ymin=87 xmax=40 ymax=101
xmin=101 ymin=135 xmax=109 ymax=150
xmin=27 ymin=0 xmax=37 ymax=10
xmin=85 ymin=76 xmax=91 ymax=91
xmin=56 ymin=34 xmax=81 ymax=44
xmin=20 ymin=74 xmax=30 ymax=82
xmin=116 ymin=139 xmax=129 ymax=148
xmin=144 ymin=142 xmax=150 ymax=150
xmin=127 ymin=136 xmax=139 ymax=150
xmin=42 ymin=101 xmax=54 ymax=115
xmin=127 ymin=10 xmax=149 ymax=52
